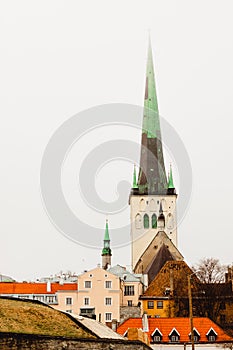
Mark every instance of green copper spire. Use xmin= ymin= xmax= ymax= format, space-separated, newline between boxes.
xmin=142 ymin=36 xmax=160 ymax=138
xmin=133 ymin=164 xmax=138 ymax=189
xmin=137 ymin=36 xmax=167 ymax=195
xmin=102 ymin=219 xmax=112 ymax=256
xmin=168 ymin=164 xmax=175 ymax=189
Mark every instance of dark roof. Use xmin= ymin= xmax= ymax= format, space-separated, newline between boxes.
xmin=144 ymin=244 xmax=175 ymax=284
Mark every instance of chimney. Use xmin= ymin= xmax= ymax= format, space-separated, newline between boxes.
xmin=47 ymin=281 xmax=51 ymax=292
xmin=142 ymin=312 xmax=149 ymax=332
xmin=112 ymin=319 xmax=117 ymax=331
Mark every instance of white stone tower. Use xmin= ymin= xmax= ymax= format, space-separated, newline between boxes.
xmin=129 ymin=39 xmax=179 ymax=274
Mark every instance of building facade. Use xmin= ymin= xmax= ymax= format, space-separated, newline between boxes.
xmin=77 ymin=266 xmax=121 ymax=325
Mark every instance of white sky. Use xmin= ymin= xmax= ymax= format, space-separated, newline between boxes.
xmin=1 ymin=1 xmax=233 ymax=281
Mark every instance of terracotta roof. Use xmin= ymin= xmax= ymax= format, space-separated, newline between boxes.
xmin=0 ymin=282 xmax=77 ymax=294
xmin=117 ymin=317 xmax=232 ymax=343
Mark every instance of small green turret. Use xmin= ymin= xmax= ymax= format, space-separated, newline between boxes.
xmin=102 ymin=219 xmax=112 ymax=269
xmin=167 ymin=163 xmax=176 ymax=195
xmin=133 ymin=164 xmax=138 ymax=189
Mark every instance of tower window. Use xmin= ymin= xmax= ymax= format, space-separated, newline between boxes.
xmin=152 ymin=214 xmax=157 ymax=228
xmin=144 ymin=214 xmax=149 ymax=229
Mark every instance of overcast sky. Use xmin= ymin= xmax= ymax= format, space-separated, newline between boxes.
xmin=1 ymin=1 xmax=233 ymax=281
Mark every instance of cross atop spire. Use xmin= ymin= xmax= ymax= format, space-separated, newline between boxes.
xmin=137 ymin=36 xmax=167 ymax=195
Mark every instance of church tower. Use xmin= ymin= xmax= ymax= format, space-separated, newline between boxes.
xmin=102 ymin=219 xmax=112 ymax=270
xmin=129 ymin=39 xmax=180 ymax=274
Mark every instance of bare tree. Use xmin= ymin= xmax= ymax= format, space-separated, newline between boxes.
xmin=192 ymin=258 xmax=227 ymax=283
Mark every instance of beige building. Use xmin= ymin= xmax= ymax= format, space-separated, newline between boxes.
xmin=77 ymin=266 xmax=121 ymax=325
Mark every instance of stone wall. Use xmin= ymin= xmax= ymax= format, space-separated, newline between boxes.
xmin=120 ymin=306 xmax=141 ymax=323
xmin=0 ymin=332 xmax=151 ymax=350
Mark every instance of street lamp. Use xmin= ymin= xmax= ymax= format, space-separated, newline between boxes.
xmin=188 ymin=271 xmax=200 ymax=350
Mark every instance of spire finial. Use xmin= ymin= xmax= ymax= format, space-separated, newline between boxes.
xmin=168 ymin=163 xmax=175 ymax=189
xmin=133 ymin=164 xmax=138 ymax=189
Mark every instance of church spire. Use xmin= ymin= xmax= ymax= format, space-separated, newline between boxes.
xmin=102 ymin=219 xmax=112 ymax=270
xmin=167 ymin=163 xmax=176 ymax=194
xmin=133 ymin=164 xmax=138 ymax=189
xmin=137 ymin=37 xmax=167 ymax=195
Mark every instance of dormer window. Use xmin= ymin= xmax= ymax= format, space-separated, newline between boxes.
xmin=151 ymin=328 xmax=163 ymax=343
xmin=189 ymin=328 xmax=200 ymax=343
xmin=169 ymin=328 xmax=180 ymax=343
xmin=206 ymin=328 xmax=218 ymax=342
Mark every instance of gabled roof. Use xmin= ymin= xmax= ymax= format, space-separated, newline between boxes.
xmin=108 ymin=265 xmax=142 ymax=282
xmin=144 ymin=243 xmax=175 ymax=283
xmin=134 ymin=231 xmax=183 ymax=278
xmin=117 ymin=317 xmax=232 ymax=343
xmin=151 ymin=328 xmax=163 ymax=336
xmin=206 ymin=327 xmax=218 ymax=336
xmin=169 ymin=327 xmax=180 ymax=337
xmin=189 ymin=327 xmax=200 ymax=336
xmin=0 ymin=282 xmax=77 ymax=294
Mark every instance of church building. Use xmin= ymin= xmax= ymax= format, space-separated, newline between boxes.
xmin=129 ymin=39 xmax=183 ymax=283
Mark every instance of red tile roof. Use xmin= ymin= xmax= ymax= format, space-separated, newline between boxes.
xmin=0 ymin=282 xmax=77 ymax=294
xmin=117 ymin=317 xmax=232 ymax=343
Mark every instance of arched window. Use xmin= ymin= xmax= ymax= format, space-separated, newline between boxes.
xmin=152 ymin=214 xmax=157 ymax=229
xmin=135 ymin=214 xmax=142 ymax=229
xmin=161 ymin=199 xmax=167 ymax=211
xmin=167 ymin=213 xmax=174 ymax=230
xmin=140 ymin=199 xmax=146 ymax=211
xmin=150 ymin=199 xmax=156 ymax=211
xmin=143 ymin=214 xmax=149 ymax=229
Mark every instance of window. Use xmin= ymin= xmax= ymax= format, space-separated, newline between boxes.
xmin=135 ymin=213 xmax=142 ymax=229
xmin=84 ymin=297 xmax=89 ymax=305
xmin=66 ymin=310 xmax=72 ymax=313
xmin=208 ymin=335 xmax=216 ymax=342
xmin=169 ymin=329 xmax=180 ymax=343
xmin=157 ymin=301 xmax=163 ymax=309
xmin=105 ymin=312 xmax=112 ymax=321
xmin=147 ymin=301 xmax=154 ymax=309
xmin=143 ymin=214 xmax=149 ymax=228
xmin=152 ymin=214 xmax=157 ymax=228
xmin=152 ymin=329 xmax=162 ymax=343
xmin=33 ymin=295 xmax=44 ymax=302
xmin=84 ymin=281 xmax=92 ymax=288
xmin=105 ymin=281 xmax=112 ymax=289
xmin=66 ymin=297 xmax=72 ymax=305
xmin=128 ymin=300 xmax=133 ymax=307
xmin=80 ymin=308 xmax=95 ymax=315
xmin=189 ymin=330 xmax=200 ymax=343
xmin=105 ymin=297 xmax=112 ymax=305
xmin=124 ymin=285 xmax=134 ymax=296
xmin=153 ymin=335 xmax=161 ymax=342
xmin=46 ymin=296 xmax=57 ymax=304
xmin=171 ymin=335 xmax=179 ymax=342
xmin=207 ymin=329 xmax=217 ymax=342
